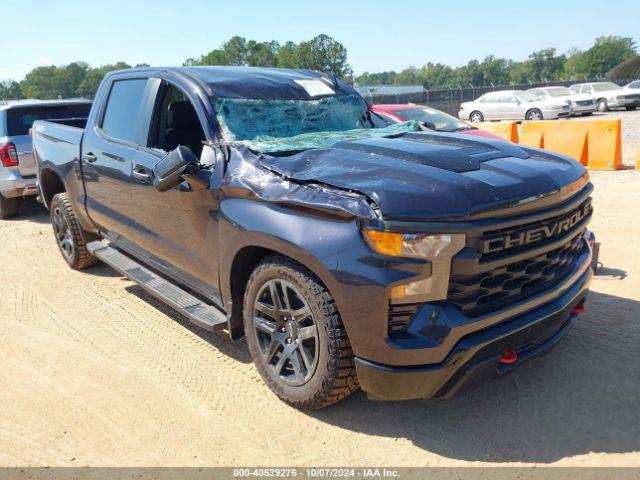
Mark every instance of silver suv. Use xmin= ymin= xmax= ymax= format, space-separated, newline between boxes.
xmin=0 ymin=99 xmax=92 ymax=218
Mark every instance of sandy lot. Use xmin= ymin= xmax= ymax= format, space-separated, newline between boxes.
xmin=1 ymin=119 xmax=639 ymax=467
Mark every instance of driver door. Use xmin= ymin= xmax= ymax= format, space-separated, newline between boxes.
xmin=126 ymin=78 xmax=222 ymax=301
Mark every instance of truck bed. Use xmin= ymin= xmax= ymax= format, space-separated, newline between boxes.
xmin=32 ymin=119 xmax=85 ymax=170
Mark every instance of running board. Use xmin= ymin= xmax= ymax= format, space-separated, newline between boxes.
xmin=87 ymin=241 xmax=228 ymax=333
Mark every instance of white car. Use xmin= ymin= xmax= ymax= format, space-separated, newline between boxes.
xmin=626 ymin=80 xmax=640 ymax=91
xmin=527 ymin=86 xmax=596 ymax=116
xmin=569 ymin=82 xmax=640 ymax=111
xmin=458 ymin=90 xmax=571 ymax=122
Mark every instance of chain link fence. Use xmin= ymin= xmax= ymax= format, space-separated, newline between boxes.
xmin=358 ymin=78 xmax=635 ymax=115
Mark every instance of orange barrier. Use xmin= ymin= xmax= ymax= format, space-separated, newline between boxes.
xmin=519 ymin=119 xmax=623 ymax=171
xmin=475 ymin=121 xmax=518 ymax=143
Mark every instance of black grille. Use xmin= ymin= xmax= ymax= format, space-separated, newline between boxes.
xmin=478 ymin=198 xmax=591 ymax=262
xmin=388 ymin=302 xmax=420 ymax=334
xmin=448 ymin=234 xmax=587 ymax=317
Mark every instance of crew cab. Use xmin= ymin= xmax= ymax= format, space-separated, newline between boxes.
xmin=33 ymin=67 xmax=593 ymax=408
xmin=0 ymin=99 xmax=91 ymax=218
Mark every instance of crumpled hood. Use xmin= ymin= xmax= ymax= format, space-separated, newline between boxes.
xmin=260 ymin=132 xmax=587 ymax=221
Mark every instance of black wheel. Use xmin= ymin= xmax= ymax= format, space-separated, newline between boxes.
xmin=0 ymin=194 xmax=18 ymax=219
xmin=625 ymin=106 xmax=637 ymax=111
xmin=469 ymin=111 xmax=484 ymax=123
xmin=243 ymin=255 xmax=358 ymax=409
xmin=50 ymin=192 xmax=99 ymax=270
xmin=597 ymin=99 xmax=608 ymax=112
xmin=526 ymin=109 xmax=543 ymax=121
xmin=582 ymin=112 xmax=593 ymax=116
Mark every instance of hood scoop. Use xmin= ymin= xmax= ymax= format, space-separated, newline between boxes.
xmin=332 ymin=132 xmax=530 ymax=173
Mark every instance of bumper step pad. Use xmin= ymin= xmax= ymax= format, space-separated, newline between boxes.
xmin=87 ymin=241 xmax=228 ymax=333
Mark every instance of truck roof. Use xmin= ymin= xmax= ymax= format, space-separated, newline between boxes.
xmin=108 ymin=66 xmax=356 ymax=100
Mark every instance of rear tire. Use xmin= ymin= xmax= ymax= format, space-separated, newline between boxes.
xmin=243 ymin=255 xmax=358 ymax=409
xmin=50 ymin=192 xmax=99 ymax=270
xmin=526 ymin=109 xmax=543 ymax=121
xmin=625 ymin=106 xmax=637 ymax=111
xmin=469 ymin=111 xmax=484 ymax=123
xmin=0 ymin=194 xmax=18 ymax=219
xmin=597 ymin=99 xmax=608 ymax=112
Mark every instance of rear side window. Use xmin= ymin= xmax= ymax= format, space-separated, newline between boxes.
xmin=6 ymin=104 xmax=92 ymax=136
xmin=101 ymin=79 xmax=148 ymax=144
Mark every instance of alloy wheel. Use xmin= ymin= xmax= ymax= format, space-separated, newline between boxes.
xmin=53 ymin=207 xmax=74 ymax=261
xmin=252 ymin=279 xmax=319 ymax=386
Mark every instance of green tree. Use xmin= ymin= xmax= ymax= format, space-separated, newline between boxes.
xmin=76 ymin=62 xmax=131 ymax=98
xmin=0 ymin=80 xmax=22 ymax=99
xmin=579 ymin=36 xmax=637 ymax=77
xmin=246 ymin=40 xmax=279 ymax=67
xmin=276 ymin=41 xmax=300 ymax=69
xmin=295 ymin=34 xmax=352 ymax=78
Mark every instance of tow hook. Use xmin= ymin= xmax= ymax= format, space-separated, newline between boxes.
xmin=499 ymin=349 xmax=518 ymax=365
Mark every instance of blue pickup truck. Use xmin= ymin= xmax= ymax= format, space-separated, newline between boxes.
xmin=32 ymin=67 xmax=593 ymax=408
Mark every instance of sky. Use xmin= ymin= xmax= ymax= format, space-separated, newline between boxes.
xmin=2 ymin=0 xmax=639 ymax=81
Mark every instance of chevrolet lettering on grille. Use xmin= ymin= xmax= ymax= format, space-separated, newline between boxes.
xmin=481 ymin=200 xmax=592 ymax=255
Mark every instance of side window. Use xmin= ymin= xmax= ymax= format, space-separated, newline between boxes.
xmin=529 ymin=90 xmax=544 ymax=99
xmin=581 ymin=85 xmax=592 ymax=94
xmin=569 ymin=86 xmax=580 ymax=94
xmin=480 ymin=95 xmax=496 ymax=103
xmin=101 ymin=79 xmax=148 ymax=144
xmin=148 ymin=82 xmax=206 ymax=157
xmin=498 ymin=95 xmax=516 ymax=103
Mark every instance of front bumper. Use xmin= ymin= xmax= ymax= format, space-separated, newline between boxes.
xmin=542 ymin=107 xmax=571 ymax=119
xmin=355 ymin=261 xmax=592 ymax=401
xmin=0 ymin=168 xmax=38 ymax=199
xmin=570 ymin=103 xmax=596 ymax=115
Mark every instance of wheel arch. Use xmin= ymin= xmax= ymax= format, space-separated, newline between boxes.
xmin=39 ymin=168 xmax=66 ymax=208
xmin=225 ymin=243 xmax=341 ymax=339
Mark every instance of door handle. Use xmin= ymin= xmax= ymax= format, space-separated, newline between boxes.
xmin=132 ymin=166 xmax=151 ymax=184
xmin=83 ymin=152 xmax=97 ymax=163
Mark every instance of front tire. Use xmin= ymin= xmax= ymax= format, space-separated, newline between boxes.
xmin=597 ymin=99 xmax=608 ymax=112
xmin=469 ymin=111 xmax=484 ymax=123
xmin=50 ymin=192 xmax=99 ymax=270
xmin=526 ymin=109 xmax=543 ymax=121
xmin=0 ymin=194 xmax=18 ymax=219
xmin=243 ymin=255 xmax=358 ymax=409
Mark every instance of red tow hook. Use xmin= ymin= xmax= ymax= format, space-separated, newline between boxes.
xmin=499 ymin=349 xmax=518 ymax=365
xmin=572 ymin=299 xmax=586 ymax=315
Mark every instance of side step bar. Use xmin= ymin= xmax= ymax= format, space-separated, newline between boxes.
xmin=87 ymin=241 xmax=228 ymax=333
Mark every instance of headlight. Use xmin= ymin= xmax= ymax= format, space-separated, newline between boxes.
xmin=363 ymin=229 xmax=463 ymax=259
xmin=363 ymin=229 xmax=466 ymax=304
xmin=608 ymin=95 xmax=617 ymax=101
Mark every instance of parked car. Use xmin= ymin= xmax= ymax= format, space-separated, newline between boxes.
xmin=0 ymin=99 xmax=92 ymax=218
xmin=569 ymin=82 xmax=640 ymax=111
xmin=625 ymin=80 xmax=640 ymax=91
xmin=527 ymin=86 xmax=596 ymax=116
xmin=459 ymin=90 xmax=571 ymax=122
xmin=371 ymin=104 xmax=506 ymax=141
xmin=33 ymin=67 xmax=593 ymax=408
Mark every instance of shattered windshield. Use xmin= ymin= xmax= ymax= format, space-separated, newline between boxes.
xmin=213 ymin=93 xmax=420 ymax=154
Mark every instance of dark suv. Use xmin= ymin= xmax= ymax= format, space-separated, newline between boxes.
xmin=32 ymin=67 xmax=593 ymax=408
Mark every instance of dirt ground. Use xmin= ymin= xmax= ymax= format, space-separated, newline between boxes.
xmin=1 ymin=124 xmax=639 ymax=467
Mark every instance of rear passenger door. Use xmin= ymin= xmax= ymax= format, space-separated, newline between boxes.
xmin=81 ymin=77 xmax=159 ymax=246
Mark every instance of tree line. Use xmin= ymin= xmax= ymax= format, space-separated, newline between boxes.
xmin=356 ymin=36 xmax=637 ymax=88
xmin=0 ymin=34 xmax=351 ymax=101
xmin=1 ymin=34 xmax=636 ymax=101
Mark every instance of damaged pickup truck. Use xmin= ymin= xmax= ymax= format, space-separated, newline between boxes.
xmin=32 ymin=67 xmax=594 ymax=409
